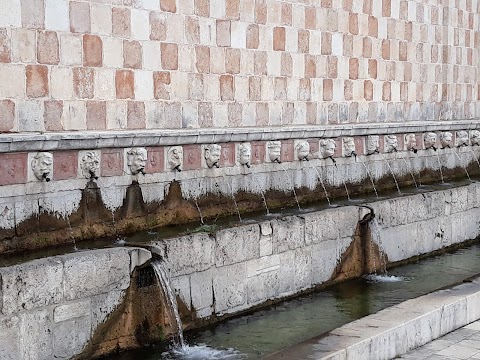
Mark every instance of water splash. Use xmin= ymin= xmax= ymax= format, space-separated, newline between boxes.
xmin=163 ymin=344 xmax=247 ymax=360
xmin=363 ymin=274 xmax=409 ymax=283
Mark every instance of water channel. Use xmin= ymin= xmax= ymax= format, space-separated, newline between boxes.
xmin=106 ymin=241 xmax=480 ymax=360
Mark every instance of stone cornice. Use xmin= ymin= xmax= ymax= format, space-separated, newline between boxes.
xmin=1 ymin=120 xmax=479 ymax=153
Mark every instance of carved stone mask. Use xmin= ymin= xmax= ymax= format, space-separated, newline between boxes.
xmin=423 ymin=132 xmax=437 ymax=149
xmin=32 ymin=152 xmax=53 ymax=181
xmin=456 ymin=131 xmax=469 ymax=147
xmin=342 ymin=137 xmax=356 ymax=157
xmin=81 ymin=151 xmax=100 ymax=179
xmin=267 ymin=141 xmax=281 ymax=162
xmin=405 ymin=134 xmax=417 ymax=151
xmin=471 ymin=130 xmax=480 ymax=146
xmin=366 ymin=136 xmax=380 ymax=155
xmin=168 ymin=146 xmax=183 ymax=170
xmin=295 ymin=140 xmax=310 ymax=160
xmin=439 ymin=132 xmax=453 ymax=148
xmin=320 ymin=139 xmax=336 ymax=158
xmin=384 ymin=135 xmax=398 ymax=153
xmin=237 ymin=143 xmax=251 ymax=166
xmin=127 ymin=148 xmax=147 ymax=175
xmin=204 ymin=144 xmax=221 ymax=168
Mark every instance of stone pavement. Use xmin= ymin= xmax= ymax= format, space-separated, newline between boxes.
xmin=398 ymin=321 xmax=480 ymax=360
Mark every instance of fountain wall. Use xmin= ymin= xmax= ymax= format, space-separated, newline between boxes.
xmin=150 ymin=182 xmax=480 ymax=328
xmin=0 ymin=0 xmax=480 ymax=251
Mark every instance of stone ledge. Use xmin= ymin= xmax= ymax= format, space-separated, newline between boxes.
xmin=0 ymin=120 xmax=478 ymax=153
xmin=266 ymin=276 xmax=480 ymax=360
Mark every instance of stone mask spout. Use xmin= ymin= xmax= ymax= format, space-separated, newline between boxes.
xmin=42 ymin=172 xmax=51 ymax=182
xmin=89 ymin=170 xmax=99 ymax=180
xmin=272 ymin=158 xmax=282 ymax=164
xmin=173 ymin=164 xmax=182 ymax=172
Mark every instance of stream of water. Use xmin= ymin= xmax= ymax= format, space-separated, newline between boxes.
xmin=108 ymin=242 xmax=480 ymax=360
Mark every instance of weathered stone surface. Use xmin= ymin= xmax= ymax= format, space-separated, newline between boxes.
xmin=215 ymin=223 xmax=260 ymax=266
xmin=294 ymin=248 xmax=312 ymax=291
xmin=54 ymin=299 xmax=90 ymax=323
xmin=63 ymin=249 xmax=131 ymax=301
xmin=190 ymin=269 xmax=213 ymax=316
xmin=128 ymin=247 xmax=152 ymax=273
xmin=0 ymin=257 xmax=63 ymax=315
xmin=304 ymin=206 xmax=358 ymax=245
xmin=152 ymin=233 xmax=214 ymax=277
xmin=19 ymin=309 xmax=53 ymax=360
xmin=53 ymin=316 xmax=91 ymax=358
xmin=0 ymin=316 xmax=20 ymax=360
xmin=90 ymin=290 xmax=125 ymax=330
xmin=171 ymin=274 xmax=191 ymax=311
xmin=213 ymin=262 xmax=246 ymax=314
xmin=271 ymin=216 xmax=305 ymax=253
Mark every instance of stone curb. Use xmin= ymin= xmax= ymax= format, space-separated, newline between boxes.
xmin=0 ymin=120 xmax=478 ymax=153
xmin=303 ymin=277 xmax=480 ymax=360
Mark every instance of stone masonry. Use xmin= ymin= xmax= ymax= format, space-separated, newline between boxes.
xmin=0 ymin=0 xmax=477 ymax=132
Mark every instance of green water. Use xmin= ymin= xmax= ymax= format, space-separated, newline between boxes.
xmin=107 ymin=242 xmax=480 ymax=360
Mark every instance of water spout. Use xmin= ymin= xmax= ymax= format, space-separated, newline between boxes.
xmin=42 ymin=173 xmax=51 ymax=182
xmin=328 ymin=155 xmax=336 ymax=164
xmin=453 ymin=149 xmax=471 ymax=181
xmin=245 ymin=162 xmax=251 ymax=168
xmin=173 ymin=164 xmax=182 ymax=172
xmin=280 ymin=163 xmax=300 ymax=210
xmin=272 ymin=158 xmax=282 ymax=164
xmin=89 ymin=170 xmax=99 ymax=180
xmin=309 ymin=163 xmax=331 ymax=206
xmin=360 ymin=160 xmax=379 ymax=198
xmin=381 ymin=155 xmax=401 ymax=195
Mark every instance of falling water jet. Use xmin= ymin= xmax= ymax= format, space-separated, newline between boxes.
xmin=63 ymin=201 xmax=78 ymax=251
xmin=307 ymin=162 xmax=331 ymax=205
xmin=402 ymin=157 xmax=418 ymax=188
xmin=151 ymin=260 xmax=185 ymax=348
xmin=333 ymin=163 xmax=351 ymax=201
xmin=381 ymin=154 xmax=402 ymax=195
xmin=453 ymin=148 xmax=471 ymax=181
xmin=434 ymin=151 xmax=445 ymax=184
xmin=279 ymin=163 xmax=301 ymax=210
xmin=221 ymin=174 xmax=242 ymax=222
xmin=250 ymin=170 xmax=270 ymax=215
xmin=359 ymin=160 xmax=379 ymax=198
xmin=193 ymin=198 xmax=204 ymax=225
xmin=468 ymin=147 xmax=480 ymax=171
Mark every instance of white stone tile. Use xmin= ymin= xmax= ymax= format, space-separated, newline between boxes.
xmin=62 ymin=101 xmax=86 ymax=130
xmin=231 ymin=21 xmax=246 ymax=49
xmin=17 ymin=101 xmax=44 ymax=132
xmin=134 ymin=70 xmax=154 ymax=100
xmin=0 ymin=0 xmax=21 ymax=27
xmin=0 ymin=65 xmax=25 ymax=98
xmin=60 ymin=33 xmax=82 ymax=66
xmin=103 ymin=37 xmax=123 ymax=69
xmin=45 ymin=0 xmax=69 ymax=31
xmin=94 ymin=68 xmax=115 ymax=100
xmin=106 ymin=101 xmax=127 ymax=129
xmin=465 ymin=321 xmax=480 ymax=331
xmin=437 ymin=344 xmax=479 ymax=359
xmin=142 ymin=41 xmax=161 ymax=70
xmin=91 ymin=3 xmax=112 ymax=36
xmin=50 ymin=67 xmax=73 ymax=99
xmin=131 ymin=9 xmax=150 ymax=41
xmin=11 ymin=28 xmax=36 ymax=63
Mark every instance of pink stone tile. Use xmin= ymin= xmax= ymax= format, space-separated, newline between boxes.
xmin=101 ymin=149 xmax=124 ymax=176
xmin=53 ymin=151 xmax=78 ymax=180
xmin=183 ymin=144 xmax=201 ymax=170
xmin=333 ymin=138 xmax=342 ymax=158
xmin=281 ymin=140 xmax=294 ymax=162
xmin=308 ymin=139 xmax=319 ymax=156
xmin=0 ymin=153 xmax=28 ymax=185
xmin=219 ymin=143 xmax=235 ymax=167
xmin=145 ymin=147 xmax=164 ymax=174
xmin=354 ymin=137 xmax=364 ymax=155
xmin=251 ymin=142 xmax=265 ymax=165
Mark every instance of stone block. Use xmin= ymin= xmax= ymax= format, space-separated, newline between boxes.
xmin=53 ymin=299 xmax=90 ymax=323
xmin=152 ymin=233 xmax=214 ymax=277
xmin=63 ymin=249 xmax=131 ymax=301
xmin=246 ymin=265 xmax=280 ymax=305
xmin=311 ymin=237 xmax=352 ymax=285
xmin=439 ymin=297 xmax=468 ymax=334
xmin=294 ymin=248 xmax=312 ymax=291
xmin=170 ymin=275 xmax=191 ymax=311
xmin=278 ymin=250 xmax=295 ymax=296
xmin=213 ymin=262 xmax=246 ymax=314
xmin=0 ymin=316 xmax=20 ymax=360
xmin=215 ymin=223 xmax=260 ymax=266
xmin=190 ymin=269 xmax=213 ymax=316
xmin=0 ymin=257 xmax=63 ymax=315
xmin=90 ymin=290 xmax=125 ymax=330
xmin=19 ymin=309 xmax=53 ymax=360
xmin=52 ymin=316 xmax=91 ymax=359
xmin=271 ymin=216 xmax=305 ymax=253
xmin=304 ymin=208 xmax=340 ymax=244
